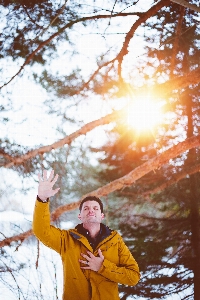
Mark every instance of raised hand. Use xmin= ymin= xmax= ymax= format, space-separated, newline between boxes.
xmin=38 ymin=170 xmax=60 ymax=201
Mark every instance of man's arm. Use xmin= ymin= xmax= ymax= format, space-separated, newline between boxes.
xmin=79 ymin=235 xmax=140 ymax=286
xmin=32 ymin=170 xmax=62 ymax=253
xmin=98 ymin=237 xmax=140 ymax=286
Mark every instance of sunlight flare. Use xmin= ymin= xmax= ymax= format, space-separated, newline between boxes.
xmin=126 ymin=95 xmax=163 ymax=132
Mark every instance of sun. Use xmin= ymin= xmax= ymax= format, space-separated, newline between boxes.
xmin=126 ymin=95 xmax=163 ymax=133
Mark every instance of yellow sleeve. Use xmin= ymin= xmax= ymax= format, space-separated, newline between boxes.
xmin=32 ymin=199 xmax=63 ymax=254
xmin=98 ymin=236 xmax=140 ymax=286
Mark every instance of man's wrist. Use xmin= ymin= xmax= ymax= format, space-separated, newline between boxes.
xmin=37 ymin=195 xmax=49 ymax=203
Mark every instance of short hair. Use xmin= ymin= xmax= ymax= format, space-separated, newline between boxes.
xmin=79 ymin=196 xmax=104 ymax=213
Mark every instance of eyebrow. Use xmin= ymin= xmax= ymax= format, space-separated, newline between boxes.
xmin=83 ymin=205 xmax=99 ymax=208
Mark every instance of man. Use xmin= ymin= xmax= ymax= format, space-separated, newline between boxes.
xmin=33 ymin=170 xmax=140 ymax=300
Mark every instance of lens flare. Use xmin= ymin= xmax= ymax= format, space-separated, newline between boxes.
xmin=126 ymin=96 xmax=163 ymax=132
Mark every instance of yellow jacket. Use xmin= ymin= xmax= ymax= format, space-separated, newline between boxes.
xmin=32 ymin=200 xmax=140 ymax=300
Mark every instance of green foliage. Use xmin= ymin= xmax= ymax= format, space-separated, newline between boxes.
xmin=118 ymin=186 xmax=195 ymax=299
xmin=91 ymin=3 xmax=200 ymax=297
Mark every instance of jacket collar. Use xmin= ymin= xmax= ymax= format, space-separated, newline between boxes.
xmin=69 ymin=224 xmax=118 ymax=252
xmin=76 ymin=223 xmax=112 ymax=250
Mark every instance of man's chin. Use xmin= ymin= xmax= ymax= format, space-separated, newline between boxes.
xmin=85 ymin=217 xmax=98 ymax=223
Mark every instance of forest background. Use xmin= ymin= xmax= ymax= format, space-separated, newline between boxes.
xmin=0 ymin=0 xmax=200 ymax=299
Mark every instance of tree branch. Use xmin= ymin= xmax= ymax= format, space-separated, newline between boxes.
xmin=116 ymin=0 xmax=170 ymax=78
xmin=50 ymin=135 xmax=200 ymax=221
xmin=1 ymin=67 xmax=199 ymax=168
xmin=22 ymin=4 xmax=43 ymax=27
xmin=170 ymin=0 xmax=200 ymax=13
xmin=156 ymin=67 xmax=200 ymax=95
xmin=0 ymin=12 xmax=143 ymax=90
xmin=74 ymin=2 xmax=169 ymax=87
xmin=142 ymin=162 xmax=200 ymax=198
xmin=0 ymin=229 xmax=33 ymax=248
xmin=77 ymin=60 xmax=116 ymax=95
xmin=2 ymin=108 xmax=125 ymax=168
xmin=1 ymin=135 xmax=200 ymax=248
xmin=0 ymin=151 xmax=15 ymax=163
xmin=35 ymin=0 xmax=69 ymax=40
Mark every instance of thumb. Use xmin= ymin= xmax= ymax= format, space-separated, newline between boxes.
xmin=52 ymin=188 xmax=60 ymax=196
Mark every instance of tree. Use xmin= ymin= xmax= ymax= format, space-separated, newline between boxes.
xmin=0 ymin=0 xmax=200 ymax=299
xmin=91 ymin=1 xmax=200 ymax=298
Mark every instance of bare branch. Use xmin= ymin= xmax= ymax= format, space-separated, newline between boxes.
xmin=0 ymin=151 xmax=15 ymax=163
xmin=156 ymin=67 xmax=200 ymax=95
xmin=170 ymin=0 xmax=200 ymax=13
xmin=22 ymin=4 xmax=43 ymax=27
xmin=0 ymin=12 xmax=143 ymax=90
xmin=2 ymin=108 xmax=125 ymax=168
xmin=116 ymin=0 xmax=171 ymax=78
xmin=0 ymin=229 xmax=33 ymax=248
xmin=35 ymin=0 xmax=69 ymax=40
xmin=77 ymin=60 xmax=116 ymax=95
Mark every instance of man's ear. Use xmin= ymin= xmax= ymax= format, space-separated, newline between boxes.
xmin=78 ymin=213 xmax=81 ymax=220
xmin=101 ymin=213 xmax=105 ymax=220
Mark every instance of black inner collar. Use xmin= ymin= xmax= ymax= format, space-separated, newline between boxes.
xmin=76 ymin=223 xmax=112 ymax=250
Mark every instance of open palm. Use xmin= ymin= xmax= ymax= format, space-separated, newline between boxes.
xmin=38 ymin=170 xmax=60 ymax=201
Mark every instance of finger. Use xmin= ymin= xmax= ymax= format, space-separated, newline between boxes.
xmin=79 ymin=259 xmax=88 ymax=265
xmin=98 ymin=248 xmax=102 ymax=255
xmin=48 ymin=169 xmax=54 ymax=182
xmin=43 ymin=170 xmax=47 ymax=181
xmin=81 ymin=253 xmax=90 ymax=260
xmin=51 ymin=174 xmax=59 ymax=186
xmin=52 ymin=188 xmax=60 ymax=196
xmin=80 ymin=266 xmax=90 ymax=270
xmin=87 ymin=251 xmax=94 ymax=258
xmin=98 ymin=248 xmax=104 ymax=259
xmin=38 ymin=174 xmax=42 ymax=182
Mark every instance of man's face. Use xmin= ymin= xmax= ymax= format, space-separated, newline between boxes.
xmin=78 ymin=200 xmax=104 ymax=224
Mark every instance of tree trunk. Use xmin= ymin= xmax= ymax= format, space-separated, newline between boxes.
xmin=189 ymin=172 xmax=200 ymax=299
xmin=186 ymin=95 xmax=200 ymax=299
